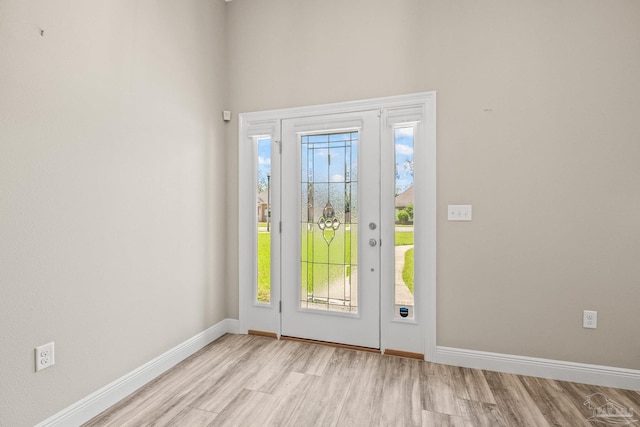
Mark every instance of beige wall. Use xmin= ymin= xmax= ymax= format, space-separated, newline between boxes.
xmin=2 ymin=1 xmax=639 ymax=425
xmin=0 ymin=1 xmax=228 ymax=426
xmin=226 ymin=0 xmax=640 ymax=369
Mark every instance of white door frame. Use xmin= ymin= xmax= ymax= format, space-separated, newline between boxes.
xmin=238 ymin=92 xmax=436 ymax=359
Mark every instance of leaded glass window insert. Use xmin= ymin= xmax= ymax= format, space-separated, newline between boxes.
xmin=300 ymin=132 xmax=358 ymax=312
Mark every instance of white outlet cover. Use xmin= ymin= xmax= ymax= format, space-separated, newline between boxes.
xmin=35 ymin=342 xmax=55 ymax=372
xmin=583 ymin=310 xmax=597 ymax=329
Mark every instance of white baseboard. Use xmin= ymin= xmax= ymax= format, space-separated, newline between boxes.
xmin=36 ymin=318 xmax=240 ymax=427
xmin=36 ymin=322 xmax=638 ymax=426
xmin=434 ymin=346 xmax=640 ymax=391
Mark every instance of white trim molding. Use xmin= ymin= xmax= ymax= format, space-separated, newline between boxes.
xmin=239 ymin=91 xmax=437 ymax=357
xmin=434 ymin=346 xmax=640 ymax=391
xmin=36 ymin=319 xmax=240 ymax=427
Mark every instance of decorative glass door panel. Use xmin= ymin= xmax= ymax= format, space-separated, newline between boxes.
xmin=300 ymin=132 xmax=358 ymax=312
xmin=281 ymin=111 xmax=380 ymax=349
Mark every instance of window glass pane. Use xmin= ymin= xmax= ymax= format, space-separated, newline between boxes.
xmin=394 ymin=127 xmax=414 ymax=318
xmin=257 ymin=138 xmax=271 ymax=303
xmin=300 ymin=132 xmax=357 ymax=313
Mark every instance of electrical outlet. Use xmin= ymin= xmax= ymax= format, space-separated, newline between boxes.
xmin=35 ymin=342 xmax=55 ymax=372
xmin=583 ymin=310 xmax=597 ymax=329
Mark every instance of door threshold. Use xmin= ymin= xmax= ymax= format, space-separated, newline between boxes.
xmin=280 ymin=336 xmax=380 ymax=354
xmin=248 ymin=330 xmax=278 ymax=339
xmin=384 ymin=349 xmax=424 ymax=360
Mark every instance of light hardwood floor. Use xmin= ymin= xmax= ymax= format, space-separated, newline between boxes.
xmin=84 ymin=334 xmax=640 ymax=426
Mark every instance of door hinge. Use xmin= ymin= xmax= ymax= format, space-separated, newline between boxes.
xmin=276 ymin=139 xmax=281 ymax=154
xmin=279 ymin=301 xmax=282 ymax=313
xmin=279 ymin=221 xmax=282 ymax=233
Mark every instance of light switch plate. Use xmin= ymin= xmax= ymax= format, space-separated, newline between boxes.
xmin=448 ymin=205 xmax=472 ymax=221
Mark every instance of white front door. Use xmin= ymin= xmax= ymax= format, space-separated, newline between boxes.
xmin=280 ymin=110 xmax=381 ymax=348
xmin=239 ymin=92 xmax=436 ymax=357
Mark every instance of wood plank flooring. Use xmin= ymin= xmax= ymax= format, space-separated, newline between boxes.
xmin=83 ymin=334 xmax=640 ymax=426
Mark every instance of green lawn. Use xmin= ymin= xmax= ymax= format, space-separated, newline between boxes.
xmin=257 ymin=228 xmax=355 ymax=302
xmin=402 ymin=248 xmax=414 ymax=294
xmin=257 ymin=232 xmax=271 ymax=302
xmin=301 ymin=227 xmax=354 ymax=295
xmin=256 ymin=228 xmax=415 ymax=302
xmin=395 ymin=231 xmax=414 ymax=245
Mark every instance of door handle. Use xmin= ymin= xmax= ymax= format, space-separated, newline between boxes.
xmin=369 ymin=238 xmax=377 ymax=247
